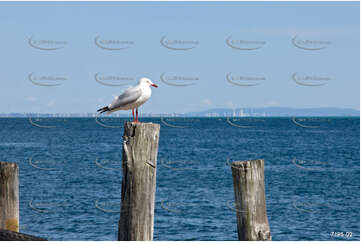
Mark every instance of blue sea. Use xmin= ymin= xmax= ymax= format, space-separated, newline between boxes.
xmin=0 ymin=117 xmax=359 ymax=241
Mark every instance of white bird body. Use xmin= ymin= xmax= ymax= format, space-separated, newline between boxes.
xmin=108 ymin=82 xmax=152 ymax=112
xmin=97 ymin=77 xmax=158 ymax=122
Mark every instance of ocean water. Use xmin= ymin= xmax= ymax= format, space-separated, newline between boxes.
xmin=0 ymin=117 xmax=359 ymax=241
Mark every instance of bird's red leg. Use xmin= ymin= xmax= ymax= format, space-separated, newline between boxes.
xmin=136 ymin=108 xmax=139 ymax=123
xmin=132 ymin=109 xmax=135 ymax=122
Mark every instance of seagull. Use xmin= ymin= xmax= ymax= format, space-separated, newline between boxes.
xmin=97 ymin=77 xmax=158 ymax=122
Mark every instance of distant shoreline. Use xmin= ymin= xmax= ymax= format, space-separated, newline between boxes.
xmin=0 ymin=116 xmax=359 ymax=118
xmin=1 ymin=106 xmax=358 ymax=118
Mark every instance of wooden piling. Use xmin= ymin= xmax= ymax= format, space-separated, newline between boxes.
xmin=0 ymin=229 xmax=47 ymax=241
xmin=118 ymin=122 xmax=160 ymax=241
xmin=0 ymin=162 xmax=19 ymax=232
xmin=231 ymin=159 xmax=271 ymax=241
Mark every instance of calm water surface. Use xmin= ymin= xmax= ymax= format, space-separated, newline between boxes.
xmin=0 ymin=117 xmax=359 ymax=240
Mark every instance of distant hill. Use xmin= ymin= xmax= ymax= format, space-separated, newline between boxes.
xmin=0 ymin=107 xmax=359 ymax=117
xmin=184 ymin=107 xmax=360 ymax=117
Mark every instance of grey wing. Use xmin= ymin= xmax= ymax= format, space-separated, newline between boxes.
xmin=109 ymin=86 xmax=142 ymax=110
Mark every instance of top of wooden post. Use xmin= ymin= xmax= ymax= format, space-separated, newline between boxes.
xmin=124 ymin=122 xmax=160 ymax=128
xmin=0 ymin=162 xmax=18 ymax=179
xmin=123 ymin=122 xmax=160 ymax=136
xmin=231 ymin=159 xmax=264 ymax=169
xmin=0 ymin=162 xmax=17 ymax=168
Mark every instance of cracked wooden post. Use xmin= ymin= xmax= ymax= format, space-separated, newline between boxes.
xmin=118 ymin=122 xmax=160 ymax=241
xmin=231 ymin=159 xmax=271 ymax=241
xmin=0 ymin=162 xmax=19 ymax=232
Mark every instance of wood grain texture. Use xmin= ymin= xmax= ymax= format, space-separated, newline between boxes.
xmin=118 ymin=122 xmax=160 ymax=241
xmin=231 ymin=159 xmax=271 ymax=241
xmin=0 ymin=162 xmax=19 ymax=232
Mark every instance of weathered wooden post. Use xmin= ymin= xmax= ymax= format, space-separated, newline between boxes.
xmin=231 ymin=159 xmax=271 ymax=241
xmin=118 ymin=122 xmax=160 ymax=241
xmin=0 ymin=162 xmax=19 ymax=232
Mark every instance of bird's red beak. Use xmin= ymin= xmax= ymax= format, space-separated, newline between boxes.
xmin=151 ymin=83 xmax=158 ymax=88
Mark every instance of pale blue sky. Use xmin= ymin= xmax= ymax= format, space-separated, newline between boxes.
xmin=0 ymin=1 xmax=359 ymax=114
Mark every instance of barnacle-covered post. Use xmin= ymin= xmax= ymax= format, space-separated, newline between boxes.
xmin=118 ymin=122 xmax=160 ymax=241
